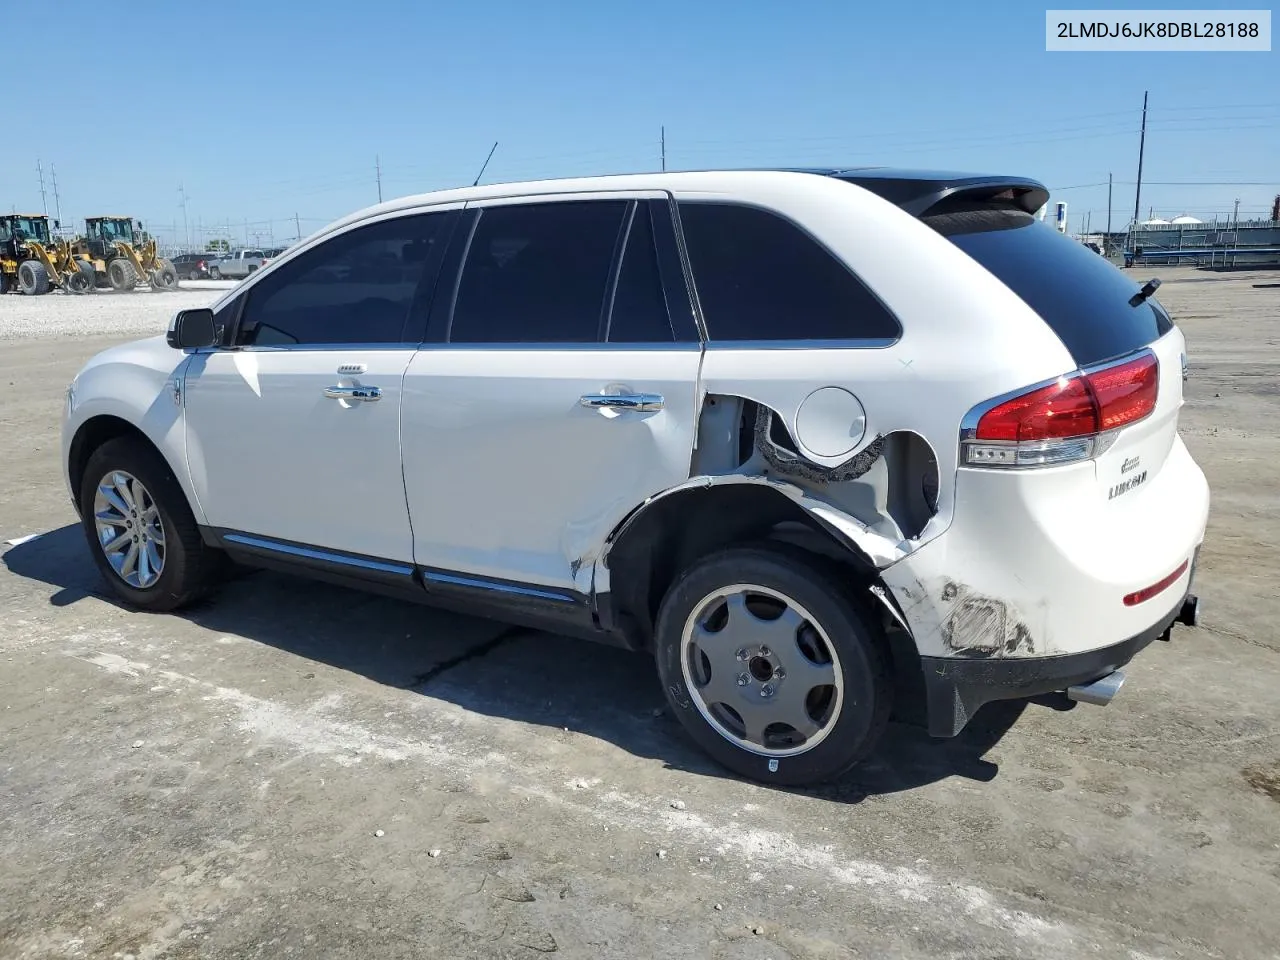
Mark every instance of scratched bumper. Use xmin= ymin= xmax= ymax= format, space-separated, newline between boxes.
xmin=918 ymin=589 xmax=1188 ymax=737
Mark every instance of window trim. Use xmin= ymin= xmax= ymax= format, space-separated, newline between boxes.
xmin=225 ymin=208 xmax=458 ymax=350
xmin=671 ymin=198 xmax=904 ymax=350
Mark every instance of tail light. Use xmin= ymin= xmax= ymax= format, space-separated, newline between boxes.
xmin=962 ymin=351 xmax=1158 ymax=468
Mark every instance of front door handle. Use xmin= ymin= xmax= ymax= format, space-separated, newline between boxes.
xmin=324 ymin=385 xmax=382 ymax=402
xmin=579 ymin=393 xmax=664 ymax=413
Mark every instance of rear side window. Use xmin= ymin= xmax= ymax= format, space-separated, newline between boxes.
xmin=926 ymin=208 xmax=1173 ymax=366
xmin=450 ymin=201 xmax=627 ymax=343
xmin=678 ymin=202 xmax=901 ymax=342
xmin=608 ymin=204 xmax=676 ymax=343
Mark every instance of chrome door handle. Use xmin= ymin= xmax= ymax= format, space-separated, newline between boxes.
xmin=579 ymin=393 xmax=664 ymax=413
xmin=324 ymin=385 xmax=382 ymax=402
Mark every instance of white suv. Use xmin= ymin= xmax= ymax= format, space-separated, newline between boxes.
xmin=61 ymin=169 xmax=1209 ymax=785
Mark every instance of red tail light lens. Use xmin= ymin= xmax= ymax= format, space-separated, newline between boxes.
xmin=975 ymin=376 xmax=1097 ymax=441
xmin=965 ymin=350 xmax=1159 ymax=468
xmin=1089 ymin=352 xmax=1159 ymax=431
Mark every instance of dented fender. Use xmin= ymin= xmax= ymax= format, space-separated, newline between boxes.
xmin=597 ymin=472 xmax=915 ymax=578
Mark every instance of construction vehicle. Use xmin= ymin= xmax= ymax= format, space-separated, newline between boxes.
xmin=0 ymin=214 xmax=95 ymax=295
xmin=75 ymin=217 xmax=178 ymax=292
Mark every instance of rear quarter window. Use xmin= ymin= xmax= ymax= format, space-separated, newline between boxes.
xmin=677 ymin=201 xmax=901 ymax=343
xmin=926 ymin=208 xmax=1172 ymax=367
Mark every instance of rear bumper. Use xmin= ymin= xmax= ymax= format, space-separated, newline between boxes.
xmin=920 ymin=584 xmax=1195 ymax=737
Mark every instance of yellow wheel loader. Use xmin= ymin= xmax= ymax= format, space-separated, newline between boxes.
xmin=0 ymin=214 xmax=94 ymax=295
xmin=76 ymin=217 xmax=178 ymax=292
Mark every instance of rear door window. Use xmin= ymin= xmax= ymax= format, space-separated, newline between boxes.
xmin=677 ymin=201 xmax=902 ymax=343
xmin=925 ymin=208 xmax=1173 ymax=366
xmin=607 ymin=203 xmax=677 ymax=343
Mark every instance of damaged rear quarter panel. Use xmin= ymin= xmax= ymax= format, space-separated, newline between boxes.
xmin=675 ymin=176 xmax=1077 ymax=659
xmin=679 ymin=176 xmax=1076 ymax=556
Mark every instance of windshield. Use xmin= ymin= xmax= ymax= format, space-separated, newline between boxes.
xmin=925 ymin=207 xmax=1173 ymax=367
xmin=11 ymin=217 xmax=51 ymax=243
xmin=96 ymin=220 xmax=135 ymax=242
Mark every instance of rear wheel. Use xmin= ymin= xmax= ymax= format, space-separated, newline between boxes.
xmin=654 ymin=545 xmax=891 ymax=786
xmin=107 ymin=258 xmax=136 ymax=292
xmin=209 ymin=266 xmax=221 ymax=280
xmin=79 ymin=436 xmax=225 ymax=611
xmin=17 ymin=260 xmax=51 ymax=295
xmin=188 ymin=268 xmax=200 ymax=281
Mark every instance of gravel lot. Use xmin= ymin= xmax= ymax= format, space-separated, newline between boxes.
xmin=0 ymin=282 xmax=236 ymax=341
xmin=1 ymin=269 xmax=1278 ymax=959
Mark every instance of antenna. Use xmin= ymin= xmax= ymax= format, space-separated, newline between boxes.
xmin=661 ymin=125 xmax=666 ymax=171
xmin=473 ymin=141 xmax=498 ymax=186
xmin=376 ymin=155 xmax=383 ymax=203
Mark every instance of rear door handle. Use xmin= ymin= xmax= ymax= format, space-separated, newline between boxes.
xmin=579 ymin=393 xmax=664 ymax=413
xmin=324 ymin=385 xmax=382 ymax=402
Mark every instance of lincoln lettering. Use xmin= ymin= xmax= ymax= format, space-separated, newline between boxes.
xmin=1109 ymin=470 xmax=1148 ymax=500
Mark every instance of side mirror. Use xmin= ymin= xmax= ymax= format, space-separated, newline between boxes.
xmin=54 ymin=219 xmax=61 ymax=229
xmin=167 ymin=308 xmax=218 ymax=349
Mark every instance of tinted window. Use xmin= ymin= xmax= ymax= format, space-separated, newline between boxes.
xmin=608 ymin=204 xmax=676 ymax=343
xmin=450 ymin=201 xmax=626 ymax=343
xmin=926 ymin=208 xmax=1172 ymax=366
xmin=239 ymin=213 xmax=446 ymax=346
xmin=678 ymin=202 xmax=901 ymax=342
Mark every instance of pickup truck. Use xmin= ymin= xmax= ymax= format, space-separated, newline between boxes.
xmin=207 ymin=249 xmax=266 ymax=280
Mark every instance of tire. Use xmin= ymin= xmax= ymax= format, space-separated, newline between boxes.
xmin=79 ymin=436 xmax=225 ymax=612
xmin=150 ymin=260 xmax=178 ymax=291
xmin=188 ymin=269 xmax=200 ymax=282
xmin=653 ymin=544 xmax=892 ymax=786
xmin=107 ymin=258 xmax=137 ymax=292
xmin=17 ymin=260 xmax=51 ymax=295
xmin=64 ymin=261 xmax=93 ymax=294
xmin=209 ymin=266 xmax=221 ymax=280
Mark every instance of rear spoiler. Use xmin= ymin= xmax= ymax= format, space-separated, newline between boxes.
xmin=831 ymin=172 xmax=1050 ymax=219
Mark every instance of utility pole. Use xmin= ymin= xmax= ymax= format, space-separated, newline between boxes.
xmin=294 ymin=212 xmax=301 ymax=241
xmin=1233 ymin=197 xmax=1240 ymax=229
xmin=376 ymin=155 xmax=383 ymax=203
xmin=179 ymin=184 xmax=190 ymax=250
xmin=1106 ymin=172 xmax=1113 ymax=236
xmin=1132 ymin=91 xmax=1148 ymax=228
xmin=51 ymin=164 xmax=62 ymax=226
xmin=661 ymin=125 xmax=666 ymax=171
xmin=36 ymin=159 xmax=48 ymax=215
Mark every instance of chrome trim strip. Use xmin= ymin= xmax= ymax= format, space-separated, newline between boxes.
xmin=421 ymin=569 xmax=575 ymax=603
xmin=703 ymin=337 xmax=898 ymax=351
xmin=427 ymin=341 xmax=701 ymax=351
xmin=222 ymin=533 xmax=415 ymax=575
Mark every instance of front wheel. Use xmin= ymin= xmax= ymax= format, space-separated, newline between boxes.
xmin=209 ymin=266 xmax=221 ymax=280
xmin=654 ymin=545 xmax=891 ymax=786
xmin=107 ymin=258 xmax=136 ymax=292
xmin=79 ymin=436 xmax=225 ymax=611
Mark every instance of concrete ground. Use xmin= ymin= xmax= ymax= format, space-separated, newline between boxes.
xmin=1 ymin=268 xmax=1278 ymax=959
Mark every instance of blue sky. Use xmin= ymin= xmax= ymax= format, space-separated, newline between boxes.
xmin=5 ymin=0 xmax=1274 ymax=249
